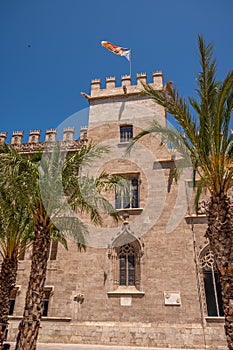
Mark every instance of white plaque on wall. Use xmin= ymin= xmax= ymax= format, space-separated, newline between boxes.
xmin=164 ymin=291 xmax=181 ymax=305
xmin=120 ymin=296 xmax=132 ymax=306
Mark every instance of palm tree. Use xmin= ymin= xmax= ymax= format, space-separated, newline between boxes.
xmin=0 ymin=145 xmax=63 ymax=349
xmin=128 ymin=36 xmax=233 ymax=350
xmin=0 ymin=145 xmax=70 ymax=349
xmin=0 ymin=194 xmax=34 ymax=348
xmin=0 ymin=142 xmax=121 ymax=350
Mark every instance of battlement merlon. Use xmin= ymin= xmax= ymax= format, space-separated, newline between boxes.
xmin=45 ymin=129 xmax=57 ymax=142
xmin=80 ymin=126 xmax=88 ymax=140
xmin=81 ymin=72 xmax=163 ymax=100
xmin=0 ymin=132 xmax=7 ymax=143
xmin=29 ymin=130 xmax=41 ymax=143
xmin=63 ymin=127 xmax=74 ymax=141
xmin=11 ymin=131 xmax=24 ymax=145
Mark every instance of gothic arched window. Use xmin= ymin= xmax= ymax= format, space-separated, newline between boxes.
xmin=200 ymin=248 xmax=224 ymax=317
xmin=109 ymin=233 xmax=143 ymax=291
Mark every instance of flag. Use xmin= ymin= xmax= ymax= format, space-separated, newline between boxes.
xmin=101 ymin=41 xmax=131 ymax=62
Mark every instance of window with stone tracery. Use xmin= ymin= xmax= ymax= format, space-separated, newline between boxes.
xmin=110 ymin=238 xmax=142 ymax=290
xmin=200 ymin=248 xmax=224 ymax=317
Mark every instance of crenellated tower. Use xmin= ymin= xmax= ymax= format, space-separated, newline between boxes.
xmin=81 ymin=72 xmax=166 ymax=145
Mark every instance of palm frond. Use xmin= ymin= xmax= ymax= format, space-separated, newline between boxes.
xmin=129 ymin=36 xmax=233 ymax=196
xmin=194 ymin=179 xmax=204 ymax=214
xmin=52 ymin=216 xmax=87 ymax=250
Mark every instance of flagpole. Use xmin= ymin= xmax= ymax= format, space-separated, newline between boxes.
xmin=129 ymin=50 xmax=132 ymax=80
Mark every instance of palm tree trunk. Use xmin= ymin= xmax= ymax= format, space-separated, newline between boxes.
xmin=15 ymin=223 xmax=51 ymax=350
xmin=206 ymin=194 xmax=233 ymax=350
xmin=0 ymin=256 xmax=18 ymax=347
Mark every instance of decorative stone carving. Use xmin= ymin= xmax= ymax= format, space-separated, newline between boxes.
xmin=199 ymin=247 xmax=215 ymax=270
xmin=73 ymin=293 xmax=84 ymax=304
xmin=164 ymin=292 xmax=181 ymax=306
xmin=197 ymin=200 xmax=208 ymax=215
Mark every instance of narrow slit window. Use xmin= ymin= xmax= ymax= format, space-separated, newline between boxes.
xmin=18 ymin=249 xmax=25 ymax=261
xmin=42 ymin=288 xmax=52 ymax=317
xmin=49 ymin=241 xmax=58 ymax=260
xmin=9 ymin=288 xmax=18 ymax=315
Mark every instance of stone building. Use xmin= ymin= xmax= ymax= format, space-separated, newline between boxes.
xmin=4 ymin=72 xmax=227 ymax=348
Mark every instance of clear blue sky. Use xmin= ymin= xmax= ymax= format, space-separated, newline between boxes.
xmin=0 ymin=0 xmax=232 ymax=142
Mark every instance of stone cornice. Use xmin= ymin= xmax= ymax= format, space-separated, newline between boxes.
xmin=10 ymin=139 xmax=87 ymax=154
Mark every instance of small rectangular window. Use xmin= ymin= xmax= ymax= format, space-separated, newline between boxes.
xmin=18 ymin=249 xmax=25 ymax=261
xmin=49 ymin=241 xmax=58 ymax=260
xmin=115 ymin=175 xmax=139 ymax=209
xmin=9 ymin=288 xmax=18 ymax=315
xmin=42 ymin=288 xmax=52 ymax=317
xmin=120 ymin=125 xmax=133 ymax=143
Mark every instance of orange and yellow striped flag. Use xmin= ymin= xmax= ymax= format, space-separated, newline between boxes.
xmin=101 ymin=41 xmax=131 ymax=61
